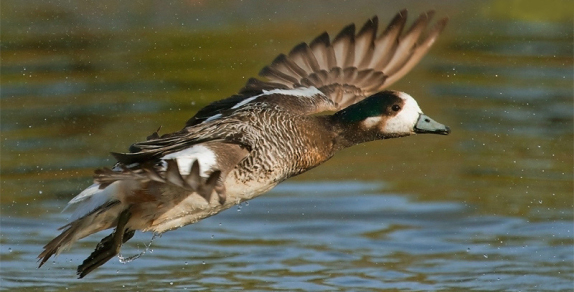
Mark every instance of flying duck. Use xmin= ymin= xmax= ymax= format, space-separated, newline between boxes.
xmin=38 ymin=10 xmax=450 ymax=278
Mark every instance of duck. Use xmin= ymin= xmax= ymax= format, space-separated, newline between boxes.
xmin=38 ymin=9 xmax=450 ymax=278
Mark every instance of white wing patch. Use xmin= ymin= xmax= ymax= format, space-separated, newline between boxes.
xmin=231 ymin=95 xmax=259 ymax=109
xmin=67 ymin=182 xmax=120 ymax=221
xmin=261 ymin=86 xmax=324 ymax=98
xmin=161 ymin=145 xmax=217 ymax=177
xmin=203 ymin=113 xmax=222 ymax=123
xmin=202 ymin=86 xmax=324 ymax=123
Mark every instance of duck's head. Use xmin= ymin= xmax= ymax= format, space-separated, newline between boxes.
xmin=333 ymin=90 xmax=450 ymax=144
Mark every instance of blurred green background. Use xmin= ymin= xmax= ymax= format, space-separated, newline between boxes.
xmin=1 ymin=0 xmax=572 ymax=290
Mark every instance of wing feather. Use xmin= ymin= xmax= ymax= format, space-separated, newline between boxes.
xmin=382 ymin=10 xmax=435 ymax=76
xmin=384 ymin=16 xmax=448 ymax=86
xmin=189 ymin=10 xmax=447 ymax=122
xmin=369 ymin=10 xmax=408 ymax=71
xmin=288 ymin=42 xmax=321 ymax=73
xmin=355 ymin=16 xmax=378 ymax=69
xmin=309 ymin=32 xmax=336 ymax=70
xmin=247 ymin=9 xmax=447 ymax=112
xmin=332 ymin=24 xmax=356 ymax=68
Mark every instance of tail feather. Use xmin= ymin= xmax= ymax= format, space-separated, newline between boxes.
xmin=37 ymin=201 xmax=122 ymax=268
xmin=39 ymin=158 xmax=226 ymax=274
xmin=38 ymin=223 xmax=78 ymax=267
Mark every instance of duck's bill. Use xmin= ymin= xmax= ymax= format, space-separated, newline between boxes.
xmin=414 ymin=114 xmax=451 ymax=135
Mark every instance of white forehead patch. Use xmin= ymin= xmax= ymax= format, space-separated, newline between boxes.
xmin=383 ymin=92 xmax=423 ymax=134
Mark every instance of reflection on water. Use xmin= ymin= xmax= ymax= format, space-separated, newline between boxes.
xmin=1 ymin=1 xmax=573 ymax=291
xmin=2 ymin=182 xmax=572 ymax=290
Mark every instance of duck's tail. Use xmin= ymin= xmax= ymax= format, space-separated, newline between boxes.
xmin=37 ymin=176 xmax=136 ymax=268
xmin=37 ymin=159 xmax=224 ymax=273
xmin=37 ymin=198 xmax=125 ymax=268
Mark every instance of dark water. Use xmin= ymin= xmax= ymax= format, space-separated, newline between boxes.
xmin=1 ymin=1 xmax=573 ymax=291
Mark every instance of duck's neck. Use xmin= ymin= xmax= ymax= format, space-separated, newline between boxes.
xmin=317 ymin=114 xmax=381 ymax=153
xmin=329 ymin=114 xmax=380 ymax=151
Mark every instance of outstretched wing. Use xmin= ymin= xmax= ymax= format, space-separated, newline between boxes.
xmin=186 ymin=10 xmax=448 ymax=126
xmin=253 ymin=9 xmax=447 ymax=109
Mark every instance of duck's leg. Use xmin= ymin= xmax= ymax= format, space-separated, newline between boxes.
xmin=77 ymin=209 xmax=134 ymax=278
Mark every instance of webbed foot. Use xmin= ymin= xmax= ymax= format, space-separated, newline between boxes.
xmin=77 ymin=209 xmax=134 ymax=278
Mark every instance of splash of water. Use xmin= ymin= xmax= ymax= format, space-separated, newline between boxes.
xmin=117 ymin=233 xmax=161 ymax=264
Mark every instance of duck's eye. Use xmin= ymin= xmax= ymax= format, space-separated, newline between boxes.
xmin=391 ymin=104 xmax=401 ymax=111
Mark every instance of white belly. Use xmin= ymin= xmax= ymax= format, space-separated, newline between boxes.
xmin=139 ymin=170 xmax=280 ymax=234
